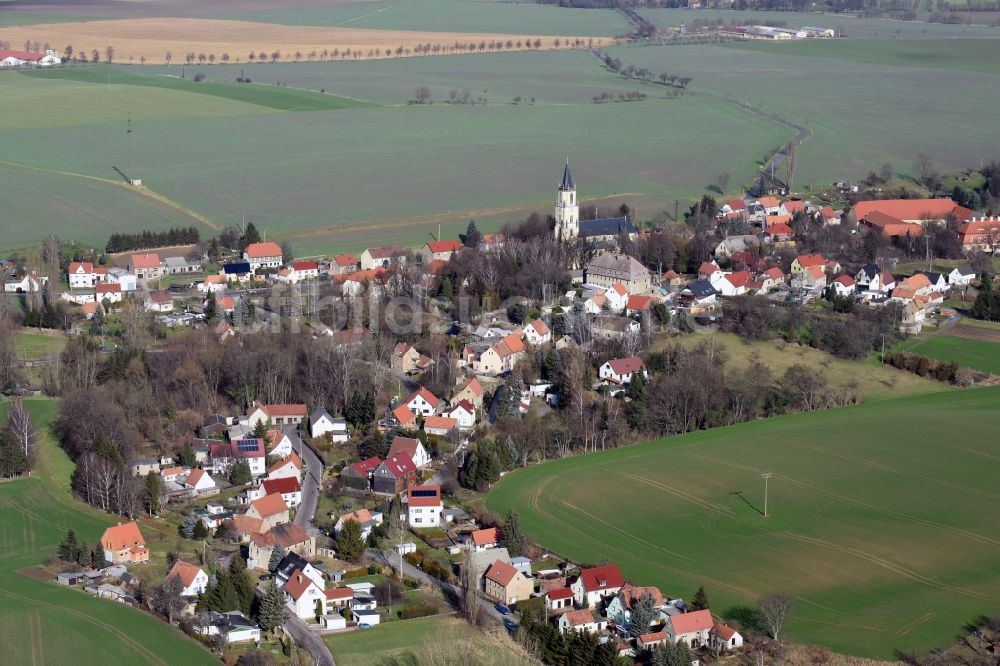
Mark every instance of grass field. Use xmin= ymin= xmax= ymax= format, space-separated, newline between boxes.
xmin=675 ymin=333 xmax=947 ymax=399
xmin=15 ymin=331 xmax=67 ymax=359
xmin=487 ymin=387 xmax=1000 ymax=658
xmin=0 ymin=398 xmax=217 ymax=666
xmin=898 ymin=333 xmax=1000 ymax=375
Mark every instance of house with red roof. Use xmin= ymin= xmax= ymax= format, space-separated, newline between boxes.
xmin=243 ymin=242 xmax=283 ymax=271
xmin=291 ymin=260 xmax=319 ymax=280
xmin=859 ymin=210 xmax=924 ymax=238
xmin=341 ymin=456 xmax=381 ymax=491
xmin=667 ymin=609 xmax=714 ymax=648
xmin=68 ymin=262 xmax=98 ymax=289
xmin=167 ymin=560 xmax=209 ymax=596
xmin=605 ymin=282 xmax=629 ymax=311
xmin=451 ymin=377 xmax=484 ymax=409
xmin=95 ymin=282 xmax=123 ymax=303
xmin=571 ymin=564 xmax=624 ymax=608
xmin=816 ymin=205 xmax=839 ymax=225
xmin=101 ymin=522 xmax=149 ymax=564
xmin=388 ymin=436 xmax=431 ymax=468
xmin=245 ymin=401 xmax=308 ymax=427
xmin=423 ymin=415 xmax=458 ymax=436
xmin=637 ymin=630 xmax=668 ymax=651
xmin=183 ymin=468 xmax=216 ymax=493
xmin=558 ymin=608 xmax=607 ymax=635
xmin=247 ymin=523 xmax=315 ymax=570
xmin=402 ymin=387 xmax=441 ymax=417
xmin=391 ymin=342 xmax=422 ymax=374
xmin=128 ymin=253 xmax=162 ymax=281
xmin=360 ymin=245 xmax=407 ymax=270
xmin=831 ymin=274 xmax=856 ymax=297
xmin=282 ymin=568 xmax=327 ymax=619
xmin=0 ymin=48 xmax=61 ymax=67
xmin=546 ymin=587 xmax=574 ymax=613
xmin=606 ymin=584 xmax=666 ymax=633
xmin=421 ymin=239 xmax=463 ymax=264
xmin=443 ymin=400 xmax=476 ymax=431
xmin=330 ymin=253 xmax=357 ymax=275
xmin=959 ymin=216 xmax=1000 ymax=252
xmin=790 ymin=253 xmax=826 ymax=275
xmin=697 ymin=261 xmax=723 ymax=282
xmin=625 ymin=294 xmax=653 ymax=314
xmin=385 ymin=403 xmax=418 ymax=431
xmin=484 ymin=559 xmax=533 ymax=605
xmin=712 ymin=270 xmax=752 ymax=297
xmin=468 ymin=527 xmax=500 ymax=552
xmin=523 ymin=318 xmax=551 ymax=345
xmin=794 ymin=265 xmax=827 ymax=290
xmin=262 ymin=476 xmax=302 ymax=508
xmin=711 ymin=623 xmax=744 ymax=652
xmin=406 ymin=484 xmax=442 ymax=527
xmin=471 ymin=333 xmax=527 ymax=376
xmin=267 ymin=452 xmax=303 ymax=482
xmin=764 ymin=222 xmax=794 ymax=243
xmin=599 ymin=356 xmax=647 ymax=385
xmin=246 ymin=493 xmax=290 ymax=531
xmin=373 ymin=454 xmax=417 ymax=495
xmin=852 ymin=198 xmax=975 ymax=225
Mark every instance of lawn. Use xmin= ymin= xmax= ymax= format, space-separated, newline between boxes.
xmin=0 ymin=398 xmax=217 ymax=666
xmin=15 ymin=331 xmax=67 ymax=359
xmin=486 ymin=386 xmax=1000 ymax=658
xmin=325 ymin=613 xmax=507 ymax=665
xmin=674 ymin=332 xmax=947 ymax=400
xmin=898 ymin=334 xmax=1000 ymax=375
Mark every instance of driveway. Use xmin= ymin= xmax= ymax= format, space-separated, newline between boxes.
xmin=294 ymin=440 xmax=324 ymax=529
xmin=284 ymin=614 xmax=336 ymax=666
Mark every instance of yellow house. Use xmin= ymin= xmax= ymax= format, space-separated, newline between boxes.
xmin=484 ymin=560 xmax=533 ymax=606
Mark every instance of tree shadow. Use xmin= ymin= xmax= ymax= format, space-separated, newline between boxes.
xmin=111 ymin=164 xmax=131 ymax=184
xmin=723 ymin=605 xmax=763 ymax=632
xmin=730 ymin=490 xmax=764 ymax=516
xmin=707 ymin=184 xmax=723 ymax=194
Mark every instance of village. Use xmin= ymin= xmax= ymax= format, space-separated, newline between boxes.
xmin=8 ymin=160 xmax=1000 ymax=666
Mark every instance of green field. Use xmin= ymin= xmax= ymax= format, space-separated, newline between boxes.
xmin=0 ymin=398 xmax=216 ymax=666
xmin=209 ymin=0 xmax=631 ymax=36
xmin=487 ymin=387 xmax=1000 ymax=658
xmin=15 ymin=331 xmax=67 ymax=359
xmin=899 ymin=334 xmax=1000 ymax=375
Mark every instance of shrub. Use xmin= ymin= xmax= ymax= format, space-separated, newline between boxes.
xmin=399 ymin=603 xmax=437 ymax=619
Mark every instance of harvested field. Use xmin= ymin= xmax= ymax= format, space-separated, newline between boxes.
xmin=951 ymin=320 xmax=1000 ymax=343
xmin=0 ymin=18 xmax=611 ymax=64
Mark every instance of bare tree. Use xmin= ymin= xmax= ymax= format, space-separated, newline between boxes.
xmin=757 ymin=592 xmax=793 ymax=641
xmin=459 ymin=548 xmax=481 ymax=626
xmin=414 ymin=86 xmax=431 ymax=104
xmin=105 ymin=45 xmax=114 ymax=63
xmin=717 ymin=171 xmax=730 ymax=194
xmin=6 ymin=397 xmax=36 ymax=461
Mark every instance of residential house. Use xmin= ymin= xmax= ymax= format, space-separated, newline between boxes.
xmin=451 ymin=377 xmax=484 ymax=409
xmin=606 ymin=584 xmax=665 ymax=634
xmin=959 ymin=216 xmax=1000 ymax=252
xmin=161 ymin=466 xmax=186 ymax=482
xmin=330 ymin=254 xmax=357 ymax=275
xmin=667 ymin=609 xmax=714 ymax=648
xmin=223 ymin=262 xmax=252 ymax=283
xmin=231 ymin=438 xmax=267 ymax=476
xmin=949 ymin=264 xmax=976 ymax=287
xmin=625 ymin=294 xmax=653 ymax=315
xmin=132 ymin=458 xmax=161 ymax=477
xmin=194 ymin=611 xmax=261 ymax=644
xmin=167 ymin=560 xmax=209 ymax=597
xmin=678 ymin=280 xmax=718 ymax=313
xmin=247 ymin=523 xmax=314 ymax=571
xmin=421 ymin=239 xmax=463 ymax=264
xmin=484 ymin=560 xmax=533 ymax=605
xmin=759 ymin=267 xmax=785 ymax=292
xmin=311 ymin=408 xmax=347 ymax=442
xmin=325 ymin=587 xmax=354 ymax=609
xmin=199 ymin=275 xmax=227 ymax=293
xmin=360 ymin=246 xmax=407 ymax=270
xmin=183 ymin=468 xmax=216 ymax=493
xmin=571 ymin=564 xmax=624 ymax=608
xmin=698 ymin=261 xmax=723 ymax=282
xmin=388 ymin=436 xmax=431 ymax=469
xmin=266 ymin=452 xmax=302 ymax=482
xmin=711 ymin=623 xmax=744 ymax=652
xmin=262 ymin=477 xmax=302 ymax=508
xmin=523 ymin=318 xmax=551 ymax=345
xmin=101 ymin=522 xmax=149 ymax=564
xmin=245 ymin=494 xmax=290 ymax=531
xmin=283 ymin=569 xmax=326 ymax=619
xmin=586 ymin=253 xmax=651 ymax=294
xmin=384 ymin=403 xmax=417 ymax=431
xmin=592 ymin=315 xmax=641 ymax=340
xmin=444 ymin=400 xmax=476 ymax=430
xmin=265 ymin=429 xmax=293 ymax=458
xmin=68 ymin=262 xmax=98 ymax=288
xmin=334 ymin=508 xmax=383 ymax=540
xmin=790 ymin=254 xmax=826 ymax=275
xmin=290 ymin=260 xmax=319 ymax=281
xmin=163 ymin=256 xmax=202 ymax=274
xmin=558 ymin=609 xmax=607 ymax=635
xmin=604 ymin=283 xmax=629 ymax=312
xmin=406 ymin=485 xmax=443 ymax=527
xmin=95 ymin=283 xmax=123 ymax=303
xmin=469 ymin=527 xmax=500 ymax=551
xmin=637 ymin=631 xmax=668 ymax=652
xmin=469 ymin=333 xmax=526 ymax=376
xmin=402 ymin=387 xmax=441 ymax=417
xmin=713 ymin=270 xmax=751 ymax=296
xmin=424 ymin=415 xmax=457 ymax=436
xmin=0 ymin=48 xmax=62 ymax=67
xmin=342 ymin=456 xmax=381 ymax=491
xmin=245 ymin=402 xmax=308 ymax=427
xmin=852 ymin=198 xmax=975 ymax=227
xmin=546 ymin=588 xmax=574 ymax=613
xmin=830 ymin=274 xmax=855 ymax=297
xmin=243 ymin=242 xmax=284 ymax=271
xmin=921 ymin=271 xmax=949 ymax=293
xmin=714 ymin=235 xmax=759 ymax=261
xmin=764 ymin=222 xmax=795 ymax=244
xmin=817 ymin=205 xmax=839 ymax=225
xmin=129 ymin=253 xmax=162 ymax=281
xmin=145 ymin=289 xmax=174 ymax=313
xmin=391 ymin=343 xmax=423 ymax=374
xmin=599 ymin=357 xmax=647 ymax=385
xmin=372 ymin=455 xmax=417 ymax=495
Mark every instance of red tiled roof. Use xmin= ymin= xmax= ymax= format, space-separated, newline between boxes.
xmin=765 ymin=222 xmax=794 ymax=237
xmin=564 ymin=609 xmax=596 ymax=626
xmin=471 ymin=527 xmax=499 ymax=546
xmin=626 ymin=295 xmax=652 ymax=311
xmin=725 ymin=270 xmax=751 ymax=288
xmin=263 ymin=477 xmax=301 ymax=495
xmin=485 ymin=560 xmax=519 ymax=586
xmin=168 ymin=560 xmax=203 ymax=588
xmin=292 ymin=260 xmax=318 ymax=271
xmin=388 ymin=436 xmax=422 ymax=460
xmin=326 ymin=587 xmax=353 ymax=600
xmin=698 ymin=261 xmax=720 ymax=276
xmin=245 ymin=242 xmax=282 ymax=258
xmin=333 ymin=253 xmax=356 ymax=267
xmin=766 ymin=214 xmax=793 ymax=227
xmin=262 ymin=403 xmax=307 ymax=418
xmin=528 ymin=318 xmax=549 ymax=335
xmin=406 ymin=484 xmax=441 ymax=507
xmin=249 ymin=493 xmax=288 ymax=519
xmin=0 ymin=49 xmax=47 ymax=61
xmin=611 ymin=283 xmax=628 ymax=296
xmin=548 ymin=588 xmax=573 ymax=600
xmin=69 ymin=262 xmax=94 ymax=274
xmin=638 ymin=630 xmax=667 ymax=645
xmin=726 ymin=198 xmax=747 ymax=210
xmin=579 ymin=564 xmax=624 ymax=593
xmin=393 ymin=404 xmax=417 ymax=426
xmin=230 ymin=514 xmax=264 ymax=535
xmin=670 ymin=609 xmax=714 ymax=634
xmin=806 ymin=266 xmax=825 ymax=279
xmin=713 ymin=623 xmax=739 ymax=640
xmin=380 ymin=453 xmax=416 ymax=479
xmin=405 ymin=386 xmax=440 ymax=409
xmin=101 ymin=522 xmax=145 ymax=551
xmin=283 ymin=570 xmax=315 ymax=601
xmin=426 ymin=239 xmax=463 ymax=254
xmin=853 ymin=198 xmax=966 ymax=221
xmin=619 ymin=583 xmax=664 ymax=608
xmin=96 ymin=283 xmax=121 ymax=294
xmin=268 ymin=451 xmax=303 ymax=473
xmin=795 ymin=254 xmax=825 ymax=268
xmin=185 ymin=468 xmax=207 ymax=487
xmin=424 ymin=416 xmax=457 ymax=430
xmin=349 ymin=456 xmax=382 ymax=476
xmin=833 ymin=274 xmax=855 ymax=286
xmin=130 ymin=252 xmax=160 ymax=269
xmin=607 ymin=356 xmax=644 ymax=376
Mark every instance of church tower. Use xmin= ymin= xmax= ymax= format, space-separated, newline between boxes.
xmin=554 ymin=159 xmax=579 ymax=240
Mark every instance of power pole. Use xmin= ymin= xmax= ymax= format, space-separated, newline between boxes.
xmin=761 ymin=472 xmax=773 ymax=518
xmin=126 ymin=110 xmax=133 ymax=183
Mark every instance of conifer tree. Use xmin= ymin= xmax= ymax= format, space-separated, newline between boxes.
xmin=257 ymin=581 xmax=288 ymax=633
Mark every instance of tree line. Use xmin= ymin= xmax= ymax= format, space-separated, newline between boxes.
xmin=105 ymin=227 xmax=200 ymax=254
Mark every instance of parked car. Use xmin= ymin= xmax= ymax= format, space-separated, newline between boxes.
xmin=495 ymin=604 xmax=511 ymax=616
xmin=358 ymin=623 xmax=373 ymax=629
xmin=504 ymin=619 xmax=518 ymax=632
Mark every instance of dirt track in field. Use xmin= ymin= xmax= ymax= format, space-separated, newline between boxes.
xmin=950 ymin=321 xmax=1000 ymax=343
xmin=0 ymin=18 xmax=611 ymax=64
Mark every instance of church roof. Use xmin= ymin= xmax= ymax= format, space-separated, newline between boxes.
xmin=579 ymin=217 xmax=636 ymax=239
xmin=560 ymin=159 xmax=575 ymax=191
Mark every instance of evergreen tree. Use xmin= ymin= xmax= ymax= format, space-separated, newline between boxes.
xmin=252 ymin=418 xmax=271 ymax=441
xmin=229 ymin=459 xmax=252 ymax=486
xmin=347 ymin=391 xmax=376 ymax=428
xmin=214 ymin=522 xmax=228 ymax=539
xmin=216 ymin=569 xmax=240 ymax=612
xmin=204 ymin=291 xmax=218 ymax=322
xmin=76 ymin=540 xmax=91 ymax=566
xmin=501 ymin=509 xmax=527 ymax=557
xmin=179 ymin=443 xmax=196 ymax=468
xmin=629 ymin=592 xmax=657 ymax=636
xmin=268 ymin=544 xmax=287 ymax=573
xmin=243 ymin=222 xmax=262 ymax=247
xmin=257 ymin=581 xmax=288 ymax=633
xmin=144 ymin=471 xmax=161 ymax=515
xmin=336 ymin=518 xmax=365 ymax=562
xmin=229 ymin=557 xmax=256 ymax=616
xmin=463 ymin=220 xmax=482 ymax=248
xmin=193 ymin=518 xmax=209 ymax=540
xmin=691 ymin=584 xmax=709 ymax=611
xmin=58 ymin=529 xmax=79 ymax=562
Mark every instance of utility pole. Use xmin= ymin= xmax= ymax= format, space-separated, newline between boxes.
xmin=126 ymin=110 xmax=132 ymax=183
xmin=761 ymin=472 xmax=773 ymax=518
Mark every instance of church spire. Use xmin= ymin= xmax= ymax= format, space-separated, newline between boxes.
xmin=560 ymin=158 xmax=575 ymax=191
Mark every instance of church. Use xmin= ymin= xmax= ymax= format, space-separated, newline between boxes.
xmin=554 ymin=160 xmax=638 ymax=243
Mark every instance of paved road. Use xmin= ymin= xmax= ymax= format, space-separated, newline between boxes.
xmin=367 ymin=549 xmax=506 ymax=624
xmin=284 ymin=614 xmax=336 ymax=666
xmin=294 ymin=440 xmax=324 ymax=529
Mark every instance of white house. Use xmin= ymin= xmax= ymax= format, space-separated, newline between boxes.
xmin=444 ymin=401 xmax=476 ymax=430
xmin=283 ymin=569 xmax=326 ymax=619
xmin=310 ymin=408 xmax=347 ymax=441
xmin=267 ymin=454 xmax=302 ymax=483
xmin=667 ymin=610 xmax=714 ymax=648
xmin=68 ymin=262 xmax=97 ymax=288
xmin=406 ymin=485 xmax=442 ymax=528
xmin=388 ymin=436 xmax=431 ymax=469
xmin=0 ymin=48 xmax=61 ymax=68
xmin=265 ymin=429 xmax=293 ymax=457
xmin=599 ymin=357 xmax=647 ymax=385
xmin=830 ymin=274 xmax=856 ymax=297
xmin=604 ymin=283 xmax=629 ymax=311
xmin=571 ymin=564 xmax=624 ymax=609
xmin=243 ymin=242 xmax=283 ymax=270
xmin=194 ymin=611 xmax=261 ymax=644
xmin=261 ymin=477 xmax=302 ymax=508
xmin=558 ymin=609 xmax=607 ymax=635
xmin=948 ymin=264 xmax=976 ymax=287
xmin=710 ymin=623 xmax=744 ymax=652
xmin=168 ymin=560 xmax=209 ymax=596
xmin=183 ymin=468 xmax=216 ymax=493
xmin=402 ymin=387 xmax=440 ymax=417
xmin=523 ymin=319 xmax=551 ymax=345
xmin=334 ymin=508 xmax=384 ymax=541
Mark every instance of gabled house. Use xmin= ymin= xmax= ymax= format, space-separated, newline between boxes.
xmin=794 ymin=265 xmax=826 ymax=290
xmin=959 ymin=216 xmax=1000 ymax=252
xmin=713 ymin=270 xmax=751 ymax=297
xmin=101 ymin=522 xmax=149 ymax=564
xmin=558 ymin=609 xmax=607 ymax=635
xmin=231 ymin=438 xmax=267 ymax=476
xmin=764 ymin=222 xmax=794 ymax=244
xmin=830 ymin=274 xmax=855 ymax=297
xmin=949 ymin=264 xmax=976 ymax=287
xmin=451 ymin=377 xmax=484 ymax=409
xmin=759 ymin=267 xmax=785 ymax=292
xmin=711 ymin=623 xmax=744 ymax=652
xmin=342 ymin=456 xmax=381 ymax=491
xmin=246 ymin=402 xmax=308 ymax=427
xmin=95 ymin=283 xmax=123 ymax=303
xmin=421 ymin=239 xmax=463 ymax=264
xmin=265 ymin=429 xmax=293 ymax=457
xmin=373 ymin=454 xmax=417 ymax=495
xmin=625 ymin=294 xmax=653 ymax=315
xmin=546 ymin=588 xmax=574 ymax=613
xmin=920 ymin=271 xmax=949 ymax=293
xmin=402 ymin=387 xmax=441 ymax=417
xmin=592 ymin=315 xmax=641 ymax=339
xmin=245 ymin=493 xmax=290 ymax=531
xmin=183 ymin=468 xmax=216 ymax=493
xmin=790 ymin=254 xmax=825 ymax=275
xmin=667 ymin=609 xmax=714 ymax=648
xmin=599 ymin=357 xmax=647 ymax=385
xmin=129 ymin=253 xmax=162 ymax=281
xmin=469 ymin=527 xmax=500 ymax=552
xmin=247 ymin=523 xmax=314 ymax=571
xmin=330 ymin=254 xmax=357 ymax=275
xmin=388 ymin=436 xmax=431 ymax=469
xmin=267 ymin=452 xmax=303 ymax=482
xmin=283 ymin=569 xmax=326 ymax=619
xmin=443 ymin=400 xmax=476 ymax=431
xmin=523 ymin=319 xmax=551 ymax=345
xmin=678 ymin=280 xmax=718 ymax=312
xmin=423 ymin=415 xmax=457 ymax=436
xmin=391 ymin=343 xmax=423 ymax=374
xmin=311 ymin=408 xmax=348 ymax=442
xmin=262 ymin=477 xmax=302 ymax=508
xmin=68 ymin=262 xmax=97 ymax=288
xmin=334 ymin=508 xmax=383 ymax=541
xmin=586 ymin=253 xmax=651 ymax=294
xmin=484 ymin=559 xmax=533 ymax=605
xmin=194 ymin=611 xmax=261 ymax=644
xmin=606 ymin=584 xmax=665 ymax=634
xmin=167 ymin=560 xmax=209 ymax=597
xmin=604 ymin=283 xmax=629 ymax=312
xmin=406 ymin=484 xmax=442 ymax=527
xmin=243 ymin=242 xmax=283 ymax=271
xmin=360 ymin=246 xmax=407 ymax=270
xmin=571 ymin=564 xmax=624 ymax=608
xmin=145 ymin=289 xmax=174 ymax=313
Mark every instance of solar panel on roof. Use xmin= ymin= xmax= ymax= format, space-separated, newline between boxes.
xmin=411 ymin=489 xmax=437 ymax=497
xmin=237 ymin=439 xmax=259 ymax=452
